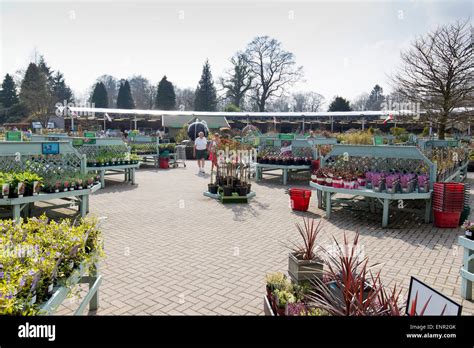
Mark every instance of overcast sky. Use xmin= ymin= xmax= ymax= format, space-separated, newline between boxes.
xmin=0 ymin=0 xmax=472 ymax=106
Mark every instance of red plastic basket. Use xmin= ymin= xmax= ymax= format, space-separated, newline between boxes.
xmin=289 ymin=189 xmax=311 ymax=211
xmin=433 ymin=211 xmax=461 ymax=228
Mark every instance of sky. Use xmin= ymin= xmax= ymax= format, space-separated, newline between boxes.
xmin=0 ymin=0 xmax=472 ymax=106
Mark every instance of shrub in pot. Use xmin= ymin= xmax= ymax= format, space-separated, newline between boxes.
xmin=288 ymin=218 xmax=324 ymax=284
xmin=223 ymin=185 xmax=233 ymax=196
xmin=417 ymin=174 xmax=429 ymax=193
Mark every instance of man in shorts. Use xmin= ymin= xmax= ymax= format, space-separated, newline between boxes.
xmin=194 ymin=131 xmax=208 ymax=174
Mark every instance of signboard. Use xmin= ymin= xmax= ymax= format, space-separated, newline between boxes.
xmin=32 ymin=122 xmax=42 ymax=129
xmin=6 ymin=131 xmax=22 ymax=142
xmin=42 ymin=143 xmax=60 ymax=155
xmin=84 ymin=132 xmax=96 ymax=138
xmin=72 ymin=138 xmax=84 ymax=146
xmin=373 ymin=136 xmax=384 ymax=145
xmin=406 ymin=277 xmax=462 ymax=316
xmin=279 ymin=133 xmax=294 ymax=140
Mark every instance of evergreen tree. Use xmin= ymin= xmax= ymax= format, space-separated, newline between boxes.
xmin=51 ymin=71 xmax=74 ymax=105
xmin=155 ymin=76 xmax=176 ymax=110
xmin=19 ymin=62 xmax=53 ymax=127
xmin=116 ymin=80 xmax=135 ymax=109
xmin=37 ymin=55 xmax=54 ymax=89
xmin=90 ymin=82 xmax=109 ymax=108
xmin=328 ymin=96 xmax=352 ymax=111
xmin=365 ymin=84 xmax=385 ymax=111
xmin=0 ymin=74 xmax=19 ymax=108
xmin=194 ymin=60 xmax=217 ymax=111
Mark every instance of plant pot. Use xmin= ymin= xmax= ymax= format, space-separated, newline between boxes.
xmin=246 ymin=184 xmax=252 ymax=194
xmin=385 ymin=185 xmax=397 ymax=194
xmin=208 ymin=184 xmax=218 ymax=194
xmin=238 ymin=185 xmax=248 ymax=196
xmin=223 ymin=186 xmax=233 ymax=197
xmin=325 ymin=177 xmax=333 ymax=187
xmin=288 ymin=252 xmax=324 ymax=283
xmin=316 ymin=177 xmax=325 ymax=186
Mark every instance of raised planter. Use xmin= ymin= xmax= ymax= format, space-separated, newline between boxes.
xmin=288 ymin=252 xmax=324 ymax=283
xmin=263 ymin=295 xmax=276 ymax=316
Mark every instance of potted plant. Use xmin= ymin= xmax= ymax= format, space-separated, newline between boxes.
xmin=0 ymin=178 xmax=10 ymax=198
xmin=10 ymin=174 xmax=26 ymax=198
xmin=63 ymin=180 xmax=69 ymax=192
xmin=288 ymin=218 xmax=324 ymax=284
xmin=371 ymin=172 xmax=385 ymax=192
xmin=274 ymin=289 xmax=296 ymax=316
xmin=462 ymin=220 xmax=474 ymax=240
xmin=400 ymin=173 xmax=415 ymax=193
xmin=208 ymin=167 xmax=218 ymax=194
xmin=417 ymin=174 xmax=429 ymax=193
xmin=385 ymin=174 xmax=400 ymax=194
xmin=315 ymin=168 xmax=325 ymax=186
xmin=365 ymin=171 xmax=374 ymax=189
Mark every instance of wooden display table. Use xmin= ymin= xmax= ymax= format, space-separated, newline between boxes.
xmin=87 ymin=163 xmax=140 ymax=188
xmin=0 ymin=183 xmax=101 ymax=223
xmin=256 ymin=163 xmax=311 ymax=185
xmin=310 ymin=182 xmax=432 ymax=227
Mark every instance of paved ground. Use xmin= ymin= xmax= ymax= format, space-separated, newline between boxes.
xmin=48 ymin=161 xmax=473 ymax=315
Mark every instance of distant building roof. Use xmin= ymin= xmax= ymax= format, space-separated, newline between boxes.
xmin=163 ymin=115 xmax=229 ymax=129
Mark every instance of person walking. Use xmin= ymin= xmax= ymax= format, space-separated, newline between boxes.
xmin=194 ymin=131 xmax=208 ymax=174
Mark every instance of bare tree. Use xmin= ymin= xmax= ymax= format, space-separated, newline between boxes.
xmin=175 ymin=88 xmax=195 ymax=111
xmin=352 ymin=93 xmax=369 ymax=111
xmin=293 ymin=91 xmax=325 ymax=112
xmin=220 ymin=53 xmax=253 ymax=109
xmin=244 ymin=36 xmax=303 ymax=111
xmin=391 ymin=20 xmax=473 ymax=139
xmin=129 ymin=75 xmax=154 ymax=109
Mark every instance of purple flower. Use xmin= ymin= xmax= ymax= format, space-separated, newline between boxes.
xmin=28 ymin=270 xmax=35 ymax=276
xmin=0 ymin=271 xmax=3 ymax=279
xmin=19 ymin=277 xmax=25 ymax=287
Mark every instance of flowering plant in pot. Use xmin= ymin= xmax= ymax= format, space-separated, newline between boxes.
xmin=417 ymin=174 xmax=429 ymax=193
xmin=63 ymin=180 xmax=69 ymax=192
xmin=365 ymin=171 xmax=374 ymax=189
xmin=461 ymin=220 xmax=474 ymax=240
xmin=356 ymin=172 xmax=366 ymax=187
xmin=400 ymin=173 xmax=416 ymax=193
xmin=288 ymin=218 xmax=324 ymax=284
xmin=371 ymin=172 xmax=385 ymax=192
xmin=315 ymin=168 xmax=326 ymax=186
xmin=274 ymin=289 xmax=296 ymax=316
xmin=385 ymin=174 xmax=400 ymax=194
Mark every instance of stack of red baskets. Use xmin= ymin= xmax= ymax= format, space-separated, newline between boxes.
xmin=433 ymin=183 xmax=465 ymax=228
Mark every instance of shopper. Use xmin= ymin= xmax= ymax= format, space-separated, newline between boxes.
xmin=194 ymin=131 xmax=208 ymax=174
xmin=208 ymin=133 xmax=220 ymax=173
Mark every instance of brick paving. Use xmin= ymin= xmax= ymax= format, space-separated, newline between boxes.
xmin=49 ymin=161 xmax=473 ymax=315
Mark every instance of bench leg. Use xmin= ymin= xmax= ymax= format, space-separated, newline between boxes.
xmin=90 ymin=266 xmax=99 ymax=310
xmin=12 ymin=204 xmax=21 ymax=224
xmin=382 ymin=199 xmax=389 ymax=227
xmin=79 ymin=195 xmax=87 ymax=218
xmin=282 ymin=169 xmax=288 ymax=185
xmin=256 ymin=167 xmax=261 ymax=181
xmin=424 ymin=198 xmax=432 ymax=223
xmin=131 ymin=169 xmax=136 ymax=185
xmin=325 ymin=192 xmax=331 ymax=218
xmin=100 ymin=171 xmax=105 ymax=189
xmin=317 ymin=190 xmax=323 ymax=209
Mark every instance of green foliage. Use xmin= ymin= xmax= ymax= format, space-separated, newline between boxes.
xmin=0 ymin=74 xmax=19 ymax=108
xmin=116 ymin=80 xmax=135 ymax=109
xmin=390 ymin=127 xmax=406 ymax=137
xmin=155 ymin=76 xmax=176 ymax=110
xmin=51 ymin=71 xmax=74 ymax=104
xmin=0 ymin=215 xmax=104 ymax=315
xmin=339 ymin=131 xmax=373 ymax=144
xmin=422 ymin=126 xmax=430 ymax=137
xmin=19 ymin=63 xmax=52 ymax=127
xmin=365 ymin=84 xmax=385 ymax=111
xmin=224 ymin=103 xmax=240 ymax=112
xmin=174 ymin=124 xmax=189 ymax=144
xmin=194 ymin=60 xmax=217 ymax=111
xmin=328 ymin=96 xmax=351 ymax=111
xmin=91 ymin=82 xmax=109 ymax=108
